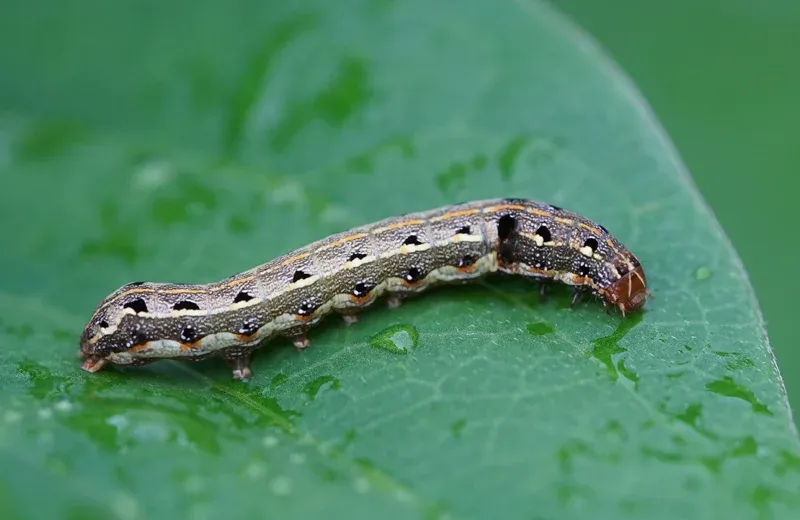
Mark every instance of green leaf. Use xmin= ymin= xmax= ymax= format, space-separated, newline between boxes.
xmin=0 ymin=0 xmax=798 ymax=519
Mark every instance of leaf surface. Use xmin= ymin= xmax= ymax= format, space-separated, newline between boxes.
xmin=0 ymin=1 xmax=798 ymax=519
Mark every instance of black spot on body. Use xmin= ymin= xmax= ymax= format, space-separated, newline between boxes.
xmin=578 ymin=264 xmax=591 ymax=277
xmin=497 ymin=214 xmax=517 ymax=241
xmin=457 ymin=256 xmax=475 ymax=268
xmin=293 ymin=270 xmax=312 ymax=283
xmin=535 ymin=225 xmax=552 ymax=243
xmin=297 ymin=300 xmax=318 ymax=316
xmin=349 ymin=252 xmax=367 ymax=262
xmin=123 ymin=298 xmax=149 ymax=314
xmin=234 ymin=291 xmax=253 ymax=303
xmin=353 ymin=281 xmax=374 ymax=298
xmin=405 ymin=267 xmax=421 ymax=283
xmin=125 ymin=330 xmax=148 ymax=350
xmin=99 ymin=320 xmax=109 ymax=329
xmin=238 ymin=318 xmax=258 ymax=336
xmin=173 ymin=300 xmax=200 ymax=311
xmin=180 ymin=326 xmax=196 ymax=342
xmin=403 ymin=235 xmax=422 ymax=246
xmin=498 ymin=243 xmax=515 ymax=265
xmin=456 ymin=225 xmax=471 ymax=235
xmin=583 ymin=237 xmax=599 ymax=253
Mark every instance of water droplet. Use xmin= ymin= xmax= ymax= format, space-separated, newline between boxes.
xmin=713 ymin=350 xmax=755 ymax=371
xmin=51 ymin=329 xmax=73 ymax=342
xmin=526 ymin=321 xmax=554 ymax=336
xmin=334 ymin=428 xmax=357 ymax=453
xmin=269 ymin=56 xmax=371 ymax=151
xmin=471 ymin=153 xmax=488 ymax=170
xmin=3 ymin=410 xmax=21 ymax=423
xmin=695 ymin=266 xmax=712 ymax=280
xmin=245 ymin=462 xmax=266 ymax=480
xmin=228 ymin=215 xmax=251 ymax=234
xmin=289 ymin=453 xmax=306 ymax=465
xmin=775 ymin=449 xmax=800 ymax=476
xmin=110 ymin=491 xmax=140 ymax=520
xmin=106 ymin=412 xmax=191 ymax=447
xmin=54 ymin=399 xmax=73 ymax=412
xmin=37 ymin=431 xmax=54 ymax=447
xmin=269 ymin=181 xmax=307 ymax=206
xmin=750 ymin=485 xmax=772 ymax=514
xmin=269 ymin=476 xmax=292 ymax=496
xmin=706 ymin=376 xmax=772 ymax=415
xmin=617 ymin=359 xmax=639 ymax=387
xmin=601 ymin=419 xmax=626 ymax=439
xmin=345 ymin=136 xmax=415 ymax=174
xmin=263 ymin=435 xmax=279 ymax=448
xmin=664 ymin=403 xmax=717 ymax=440
xmin=183 ymin=475 xmax=206 ymax=494
xmin=16 ymin=121 xmax=86 ymax=161
xmin=354 ymin=477 xmax=370 ymax=494
xmin=451 ymin=418 xmax=467 ymax=438
xmin=133 ymin=158 xmax=173 ymax=190
xmin=497 ymin=135 xmax=529 ymax=181
xmin=303 ymin=375 xmax=341 ymax=400
xmin=435 ymin=161 xmax=469 ymax=195
xmin=589 ymin=313 xmax=643 ymax=382
xmin=642 ymin=433 xmax=759 ymax=475
xmin=369 ymin=324 xmax=419 ymax=354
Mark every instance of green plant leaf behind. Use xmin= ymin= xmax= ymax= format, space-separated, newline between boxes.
xmin=0 ymin=1 xmax=797 ymax=519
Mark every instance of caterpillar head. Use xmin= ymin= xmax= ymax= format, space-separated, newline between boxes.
xmin=606 ymin=263 xmax=649 ymax=316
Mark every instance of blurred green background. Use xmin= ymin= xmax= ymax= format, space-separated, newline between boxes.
xmin=551 ymin=0 xmax=800 ymax=426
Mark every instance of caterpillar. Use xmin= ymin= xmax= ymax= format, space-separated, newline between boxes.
xmin=78 ymin=198 xmax=649 ymax=380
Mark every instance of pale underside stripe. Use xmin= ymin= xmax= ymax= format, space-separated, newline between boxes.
xmin=107 ymin=253 xmax=498 ymax=364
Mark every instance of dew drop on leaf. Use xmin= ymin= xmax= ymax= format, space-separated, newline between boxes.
xmin=695 ymin=266 xmax=712 ymax=280
xmin=303 ymin=375 xmax=341 ymax=400
xmin=369 ymin=324 xmax=419 ymax=354
xmin=526 ymin=321 xmax=555 ymax=336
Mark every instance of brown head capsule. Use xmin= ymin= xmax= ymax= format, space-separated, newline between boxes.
xmin=606 ymin=265 xmax=649 ymax=316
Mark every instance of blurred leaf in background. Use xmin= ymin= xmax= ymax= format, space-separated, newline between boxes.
xmin=0 ymin=1 xmax=798 ymax=519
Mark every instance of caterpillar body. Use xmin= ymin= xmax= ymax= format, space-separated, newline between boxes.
xmin=78 ymin=198 xmax=649 ymax=380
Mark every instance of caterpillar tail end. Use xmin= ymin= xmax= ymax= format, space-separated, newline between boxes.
xmin=81 ymin=357 xmax=108 ymax=373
